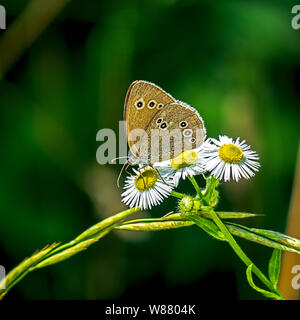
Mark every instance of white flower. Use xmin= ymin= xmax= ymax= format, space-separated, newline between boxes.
xmin=201 ymin=135 xmax=260 ymax=182
xmin=121 ymin=167 xmax=173 ymax=210
xmin=154 ymin=147 xmax=205 ymax=187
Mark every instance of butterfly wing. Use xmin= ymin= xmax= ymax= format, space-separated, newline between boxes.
xmin=139 ymin=101 xmax=206 ymax=163
xmin=124 ymin=80 xmax=175 ymax=159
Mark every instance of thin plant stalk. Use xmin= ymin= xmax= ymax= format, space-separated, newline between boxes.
xmin=188 ymin=176 xmax=203 ymax=200
xmin=190 ymin=176 xmax=285 ymax=300
xmin=0 ymin=207 xmax=139 ymax=299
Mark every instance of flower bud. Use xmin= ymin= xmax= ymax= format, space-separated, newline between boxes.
xmin=179 ymin=196 xmax=202 ymax=213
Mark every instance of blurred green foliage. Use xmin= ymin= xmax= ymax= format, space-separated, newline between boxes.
xmin=0 ymin=0 xmax=299 ymax=299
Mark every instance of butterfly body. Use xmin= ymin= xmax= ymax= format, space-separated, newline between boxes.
xmin=124 ymin=81 xmax=206 ymax=166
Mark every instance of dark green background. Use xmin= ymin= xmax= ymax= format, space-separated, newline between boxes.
xmin=0 ymin=0 xmax=299 ymax=299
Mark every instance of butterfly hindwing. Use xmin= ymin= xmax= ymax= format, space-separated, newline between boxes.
xmin=139 ymin=101 xmax=206 ymax=163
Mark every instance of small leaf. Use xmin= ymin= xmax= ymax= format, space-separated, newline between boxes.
xmin=117 ymin=220 xmax=194 ymax=231
xmin=35 ymin=238 xmax=96 ymax=268
xmin=210 ymin=211 xmax=263 ymax=219
xmin=268 ymin=249 xmax=282 ymax=288
xmin=208 ymin=189 xmax=219 ymax=207
xmin=188 ymin=215 xmax=226 ymax=241
xmin=202 ymin=177 xmax=219 ymax=205
xmin=250 ymin=228 xmax=300 ymax=251
xmin=246 ymin=264 xmax=280 ymax=299
xmin=226 ymin=223 xmax=300 ymax=254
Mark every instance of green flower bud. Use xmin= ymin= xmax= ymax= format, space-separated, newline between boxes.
xmin=179 ymin=196 xmax=202 ymax=214
xmin=179 ymin=196 xmax=194 ymax=213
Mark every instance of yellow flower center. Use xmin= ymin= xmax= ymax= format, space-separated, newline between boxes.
xmin=134 ymin=168 xmax=158 ymax=191
xmin=218 ymin=144 xmax=244 ymax=164
xmin=171 ymin=150 xmax=199 ymax=170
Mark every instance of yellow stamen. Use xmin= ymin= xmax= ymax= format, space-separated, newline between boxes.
xmin=171 ymin=150 xmax=199 ymax=170
xmin=135 ymin=168 xmax=158 ymax=191
xmin=218 ymin=144 xmax=244 ymax=164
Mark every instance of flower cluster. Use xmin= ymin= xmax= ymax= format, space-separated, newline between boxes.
xmin=121 ymin=135 xmax=260 ymax=210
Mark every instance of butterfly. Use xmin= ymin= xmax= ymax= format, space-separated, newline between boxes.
xmin=116 ymin=80 xmax=206 ymax=186
xmin=123 ymin=80 xmax=206 ymax=165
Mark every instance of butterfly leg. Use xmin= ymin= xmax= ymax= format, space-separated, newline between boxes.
xmin=137 ymin=166 xmax=147 ymax=189
xmin=124 ymin=163 xmax=132 ymax=176
xmin=117 ymin=161 xmax=129 ymax=188
xmin=151 ymin=165 xmax=173 ymax=188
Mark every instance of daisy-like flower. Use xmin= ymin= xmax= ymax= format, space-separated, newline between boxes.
xmin=121 ymin=167 xmax=173 ymax=210
xmin=201 ymin=135 xmax=260 ymax=182
xmin=154 ymin=148 xmax=205 ymax=187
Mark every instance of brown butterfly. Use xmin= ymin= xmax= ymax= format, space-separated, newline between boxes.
xmin=123 ymin=80 xmax=206 ymax=166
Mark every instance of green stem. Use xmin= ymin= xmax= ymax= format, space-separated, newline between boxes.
xmin=170 ymin=191 xmax=185 ymax=199
xmin=0 ymin=207 xmax=139 ymax=299
xmin=188 ymin=176 xmax=203 ymax=200
xmin=188 ymin=176 xmax=284 ymax=299
xmin=50 ymin=207 xmax=139 ymax=256
xmin=1 ymin=269 xmax=32 ymax=299
xmin=208 ymin=208 xmax=285 ymax=299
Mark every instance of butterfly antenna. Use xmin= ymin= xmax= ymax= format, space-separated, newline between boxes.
xmin=111 ymin=156 xmax=129 ymax=164
xmin=117 ymin=160 xmax=129 ymax=188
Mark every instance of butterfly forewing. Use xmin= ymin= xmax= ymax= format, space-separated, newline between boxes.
xmin=124 ymin=81 xmax=175 ymax=158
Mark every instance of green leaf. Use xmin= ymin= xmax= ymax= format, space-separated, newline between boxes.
xmin=268 ymin=249 xmax=282 ymax=288
xmin=250 ymin=228 xmax=300 ymax=251
xmin=213 ymin=211 xmax=263 ymax=219
xmin=202 ymin=176 xmax=219 ymax=205
xmin=116 ymin=220 xmax=194 ymax=231
xmin=246 ymin=264 xmax=280 ymax=299
xmin=226 ymin=223 xmax=300 ymax=254
xmin=188 ymin=215 xmax=226 ymax=241
xmin=208 ymin=189 xmax=219 ymax=207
